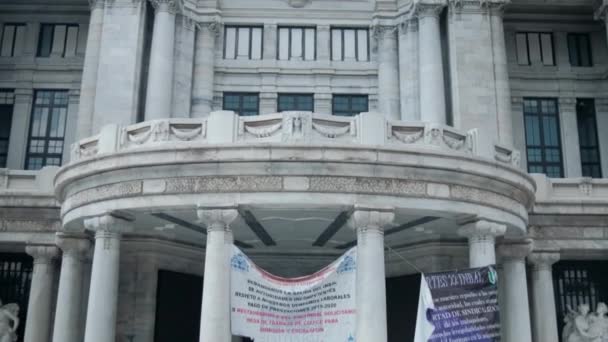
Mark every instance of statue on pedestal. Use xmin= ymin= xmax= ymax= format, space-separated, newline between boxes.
xmin=563 ymin=303 xmax=608 ymax=342
xmin=0 ymin=300 xmax=19 ymax=342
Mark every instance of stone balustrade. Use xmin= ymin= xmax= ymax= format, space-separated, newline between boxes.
xmin=69 ymin=111 xmax=521 ymax=168
xmin=531 ymin=174 xmax=608 ymax=215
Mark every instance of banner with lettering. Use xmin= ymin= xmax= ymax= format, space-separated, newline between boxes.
xmin=230 ymin=245 xmax=357 ymax=342
xmin=414 ymin=266 xmax=501 ymax=342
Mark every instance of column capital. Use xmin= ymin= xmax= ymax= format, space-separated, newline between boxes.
xmin=348 ymin=206 xmax=395 ymax=233
xmin=26 ymin=245 xmax=59 ymax=264
xmin=55 ymin=233 xmax=91 ymax=258
xmin=196 ymin=18 xmax=223 ymax=38
xmin=497 ymin=239 xmax=532 ymax=261
xmin=398 ymin=17 xmax=418 ymax=34
xmin=150 ymin=0 xmax=181 ymax=13
xmin=528 ymin=251 xmax=560 ymax=269
xmin=372 ymin=25 xmax=397 ymax=41
xmin=447 ymin=0 xmax=509 ymax=14
xmin=197 ymin=205 xmax=239 ymax=232
xmin=413 ymin=0 xmax=447 ymax=18
xmin=83 ymin=213 xmax=134 ymax=237
xmin=458 ymin=220 xmax=506 ymax=240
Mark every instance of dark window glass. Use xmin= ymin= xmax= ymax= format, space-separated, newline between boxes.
xmin=1 ymin=24 xmax=25 ymax=57
xmin=523 ymin=98 xmax=563 ymax=177
xmin=332 ymin=95 xmax=368 ymax=117
xmin=222 ymin=92 xmax=259 ymax=116
xmin=26 ymin=90 xmax=68 ymax=170
xmin=576 ymin=99 xmax=602 ymax=178
xmin=568 ymin=33 xmax=593 ymax=67
xmin=0 ymin=253 xmax=33 ymax=342
xmin=37 ymin=24 xmax=54 ymax=57
xmin=277 ymin=94 xmax=314 ymax=112
xmin=0 ymin=90 xmax=14 ymax=168
xmin=36 ymin=24 xmax=79 ymax=58
xmin=515 ymin=32 xmax=555 ymax=66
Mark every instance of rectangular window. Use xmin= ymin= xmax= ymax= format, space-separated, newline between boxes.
xmin=37 ymin=24 xmax=79 ymax=58
xmin=277 ymin=94 xmax=314 ymax=112
xmin=523 ymin=98 xmax=563 ymax=178
xmin=0 ymin=90 xmax=15 ymax=168
xmin=278 ymin=27 xmax=316 ymax=61
xmin=515 ymin=32 xmax=555 ymax=66
xmin=224 ymin=26 xmax=263 ymax=60
xmin=332 ymin=94 xmax=369 ymax=117
xmin=0 ymin=24 xmax=25 ymax=57
xmin=576 ymin=99 xmax=602 ymax=178
xmin=330 ymin=28 xmax=369 ymax=62
xmin=26 ymin=90 xmax=69 ymax=170
xmin=222 ymin=92 xmax=259 ymax=116
xmin=568 ymin=33 xmax=592 ymax=67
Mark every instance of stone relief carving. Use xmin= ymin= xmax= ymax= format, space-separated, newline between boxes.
xmin=494 ymin=145 xmax=521 ymax=167
xmin=579 ymin=178 xmax=594 ymax=196
xmin=286 ymin=0 xmax=311 ymax=8
xmin=120 ymin=119 xmax=207 ymax=149
xmin=388 ymin=122 xmax=472 ymax=154
xmin=0 ymin=300 xmax=19 ymax=342
xmin=563 ymin=303 xmax=608 ymax=342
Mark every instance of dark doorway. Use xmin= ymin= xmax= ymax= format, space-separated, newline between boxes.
xmin=386 ymin=273 xmax=421 ymax=342
xmin=0 ymin=253 xmax=33 ymax=342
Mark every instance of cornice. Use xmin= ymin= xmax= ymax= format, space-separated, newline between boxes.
xmin=448 ymin=0 xmax=510 ymax=15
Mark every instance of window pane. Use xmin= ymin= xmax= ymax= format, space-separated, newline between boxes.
xmin=540 ymin=33 xmax=554 ymax=66
xmin=304 ymin=28 xmax=315 ymax=60
xmin=38 ymin=24 xmax=54 ymax=57
xmin=237 ymin=28 xmax=249 ymax=59
xmin=223 ymin=93 xmax=258 ymax=116
xmin=251 ymin=28 xmax=262 ymax=60
xmin=527 ymin=33 xmax=541 ymax=65
xmin=0 ymin=25 xmax=15 ymax=57
xmin=225 ymin=27 xmax=237 ymax=59
xmin=290 ymin=28 xmax=302 ymax=60
xmin=577 ymin=99 xmax=602 ymax=178
xmin=523 ymin=98 xmax=563 ymax=178
xmin=516 ymin=33 xmax=529 ymax=65
xmin=579 ymin=35 xmax=591 ymax=67
xmin=278 ymin=28 xmax=289 ymax=60
xmin=343 ymin=29 xmax=356 ymax=60
xmin=13 ymin=25 xmax=25 ymax=56
xmin=331 ymin=29 xmax=342 ymax=61
xmin=357 ymin=29 xmax=368 ymax=61
xmin=64 ymin=25 xmax=79 ymax=57
xmin=568 ymin=34 xmax=580 ymax=66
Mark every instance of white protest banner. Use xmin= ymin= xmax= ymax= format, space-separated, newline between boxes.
xmin=230 ymin=245 xmax=357 ymax=342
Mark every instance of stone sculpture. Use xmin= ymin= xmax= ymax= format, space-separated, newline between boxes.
xmin=563 ymin=303 xmax=608 ymax=342
xmin=0 ymin=300 xmax=19 ymax=342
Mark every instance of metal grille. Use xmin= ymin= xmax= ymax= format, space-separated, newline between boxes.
xmin=0 ymin=253 xmax=33 ymax=342
xmin=553 ymin=260 xmax=608 ymax=341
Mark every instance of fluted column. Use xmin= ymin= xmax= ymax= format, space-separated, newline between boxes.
xmin=197 ymin=206 xmax=238 ymax=342
xmin=82 ymin=214 xmax=133 ymax=342
xmin=398 ymin=18 xmax=419 ymax=121
xmin=24 ymin=245 xmax=59 ymax=342
xmin=490 ymin=2 xmax=513 ymax=146
xmin=497 ymin=240 xmax=533 ymax=342
xmin=191 ymin=20 xmax=221 ymax=117
xmin=528 ymin=251 xmax=560 ymax=342
xmin=52 ymin=234 xmax=91 ymax=342
xmin=145 ymin=0 xmax=178 ymax=120
xmin=375 ymin=25 xmax=400 ymax=120
xmin=77 ymin=0 xmax=104 ymax=139
xmin=349 ymin=207 xmax=394 ymax=342
xmin=458 ymin=220 xmax=506 ymax=268
xmin=416 ymin=2 xmax=447 ymax=125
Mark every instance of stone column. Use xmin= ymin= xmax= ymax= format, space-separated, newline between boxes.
xmin=458 ymin=220 xmax=506 ymax=268
xmin=191 ymin=20 xmax=221 ymax=118
xmin=52 ymin=234 xmax=91 ymax=342
xmin=145 ymin=0 xmax=178 ymax=120
xmin=76 ymin=0 xmax=105 ymax=139
xmin=490 ymin=2 xmax=513 ymax=147
xmin=197 ymin=206 xmax=238 ymax=342
xmin=398 ymin=18 xmax=419 ymax=121
xmin=24 ymin=245 xmax=59 ymax=342
xmin=6 ymin=88 xmax=33 ymax=169
xmin=416 ymin=2 xmax=447 ymax=125
xmin=528 ymin=251 xmax=560 ymax=342
xmin=497 ymin=240 xmax=533 ymax=342
xmin=349 ymin=207 xmax=394 ymax=342
xmin=375 ymin=25 xmax=400 ymax=121
xmin=82 ymin=214 xmax=132 ymax=342
xmin=596 ymin=1 xmax=608 ymax=41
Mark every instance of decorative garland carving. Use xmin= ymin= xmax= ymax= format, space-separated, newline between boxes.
xmin=311 ymin=122 xmax=351 ymax=139
xmin=243 ymin=121 xmax=283 ymax=138
xmin=392 ymin=130 xmax=424 ymax=144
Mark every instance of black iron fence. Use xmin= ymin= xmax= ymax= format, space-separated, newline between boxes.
xmin=0 ymin=253 xmax=33 ymax=342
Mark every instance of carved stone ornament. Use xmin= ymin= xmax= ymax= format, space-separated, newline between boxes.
xmin=196 ymin=206 xmax=239 ymax=232
xmin=150 ymin=0 xmax=180 ymax=13
xmin=458 ymin=220 xmax=506 ymax=241
xmin=0 ymin=299 xmax=20 ymax=342
xmin=197 ymin=18 xmax=223 ymax=38
xmin=562 ymin=302 xmax=608 ymax=342
xmin=373 ymin=25 xmax=397 ymax=42
xmin=348 ymin=206 xmax=395 ymax=233
xmin=287 ymin=0 xmax=311 ymax=8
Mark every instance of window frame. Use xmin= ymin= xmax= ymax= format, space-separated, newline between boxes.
xmin=277 ymin=93 xmax=315 ymax=112
xmin=25 ymin=90 xmax=69 ymax=170
xmin=36 ymin=23 xmax=79 ymax=58
xmin=576 ymin=98 xmax=602 ymax=178
xmin=223 ymin=25 xmax=264 ymax=60
xmin=276 ymin=26 xmax=317 ymax=61
xmin=1 ymin=23 xmax=25 ymax=57
xmin=515 ymin=32 xmax=556 ymax=66
xmin=0 ymin=89 xmax=14 ymax=168
xmin=523 ymin=97 xmax=564 ymax=178
xmin=567 ymin=33 xmax=593 ymax=67
xmin=330 ymin=27 xmax=370 ymax=62
xmin=222 ymin=92 xmax=260 ymax=116
xmin=331 ymin=94 xmax=369 ymax=117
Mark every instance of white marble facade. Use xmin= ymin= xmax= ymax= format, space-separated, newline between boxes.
xmin=0 ymin=0 xmax=608 ymax=342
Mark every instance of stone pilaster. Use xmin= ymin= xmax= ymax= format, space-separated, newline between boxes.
xmin=558 ymin=97 xmax=582 ymax=178
xmin=77 ymin=0 xmax=105 ymax=139
xmin=528 ymin=251 xmax=560 ymax=342
xmin=497 ymin=240 xmax=533 ymax=342
xmin=398 ymin=17 xmax=419 ymax=121
xmin=458 ymin=220 xmax=506 ymax=267
xmin=52 ymin=233 xmax=91 ymax=342
xmin=82 ymin=214 xmax=133 ymax=342
xmin=6 ymin=88 xmax=33 ymax=169
xmin=414 ymin=1 xmax=447 ymax=125
xmin=24 ymin=245 xmax=59 ymax=342
xmin=349 ymin=206 xmax=394 ymax=342
xmin=192 ymin=19 xmax=221 ymax=117
xmin=197 ymin=206 xmax=239 ymax=342
xmin=145 ymin=0 xmax=180 ymax=120
xmin=374 ymin=25 xmax=400 ymax=121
